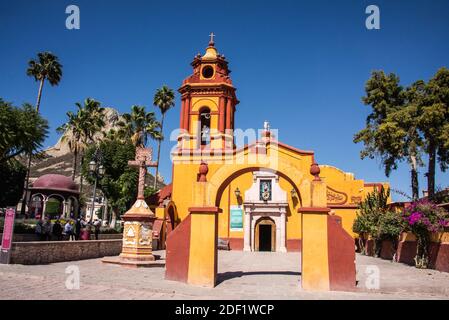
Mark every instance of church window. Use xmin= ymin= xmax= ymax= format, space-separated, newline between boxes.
xmin=200 ymin=107 xmax=211 ymax=146
xmin=202 ymin=65 xmax=214 ymax=79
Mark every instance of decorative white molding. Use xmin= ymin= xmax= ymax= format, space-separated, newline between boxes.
xmin=243 ymin=170 xmax=288 ymax=253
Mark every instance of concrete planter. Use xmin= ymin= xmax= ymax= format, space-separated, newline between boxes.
xmin=0 ymin=233 xmax=122 ymax=244
xmin=10 ymin=239 xmax=122 ymax=265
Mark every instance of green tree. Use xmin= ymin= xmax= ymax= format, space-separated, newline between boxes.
xmin=352 ymin=211 xmax=370 ymax=255
xmin=379 ymin=103 xmax=423 ymax=200
xmin=378 ymin=210 xmax=404 ymax=262
xmin=117 ymin=105 xmax=161 ymax=147
xmin=354 ymin=71 xmax=423 ymax=200
xmin=353 ymin=186 xmax=404 ymax=261
xmin=57 ymin=110 xmax=83 ymax=180
xmin=57 ymin=98 xmax=105 ymax=190
xmin=153 ymin=86 xmax=175 ymax=188
xmin=414 ymin=68 xmax=449 ymax=199
xmin=24 ymin=52 xmax=62 ymax=215
xmin=81 ymin=139 xmax=137 ymax=228
xmin=352 ymin=186 xmax=392 ymax=257
xmin=0 ymin=160 xmax=27 ymax=207
xmin=26 ymin=52 xmax=63 ymax=113
xmin=0 ymin=99 xmax=49 ymax=164
xmin=77 ymin=98 xmax=106 ymax=143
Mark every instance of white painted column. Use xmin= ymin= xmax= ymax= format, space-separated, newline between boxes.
xmin=103 ymin=197 xmax=109 ymax=225
xmin=251 ymin=216 xmax=258 ymax=252
xmin=41 ymin=200 xmax=48 ymax=220
xmin=279 ymin=210 xmax=287 ymax=253
xmin=243 ymin=210 xmax=251 ymax=252
xmin=63 ymin=201 xmax=69 ymax=218
xmin=275 ymin=216 xmax=281 ymax=252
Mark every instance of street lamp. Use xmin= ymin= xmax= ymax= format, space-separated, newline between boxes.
xmin=291 ymin=188 xmax=297 ymax=199
xmin=234 ymin=187 xmax=241 ymax=199
xmin=88 ymin=148 xmax=104 ymax=222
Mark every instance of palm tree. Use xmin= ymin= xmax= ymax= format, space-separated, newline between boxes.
xmin=77 ymin=99 xmax=105 ymax=195
xmin=22 ymin=52 xmax=62 ymax=216
xmin=78 ymin=98 xmax=105 ymax=144
xmin=57 ymin=111 xmax=83 ymax=180
xmin=153 ymin=86 xmax=175 ymax=188
xmin=57 ymin=98 xmax=105 ymax=192
xmin=104 ymin=129 xmax=120 ymax=142
xmin=117 ymin=105 xmax=161 ymax=147
xmin=26 ymin=52 xmax=63 ymax=113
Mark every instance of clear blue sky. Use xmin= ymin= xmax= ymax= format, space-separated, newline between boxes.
xmin=1 ymin=0 xmax=448 ymax=201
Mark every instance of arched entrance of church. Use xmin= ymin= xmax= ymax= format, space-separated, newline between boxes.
xmin=212 ymin=168 xmax=296 ymax=285
xmin=254 ymin=217 xmax=276 ymax=252
xmin=166 ymin=163 xmax=356 ymax=291
xmin=240 ymin=170 xmax=289 ymax=253
xmin=165 ymin=162 xmax=357 ymax=291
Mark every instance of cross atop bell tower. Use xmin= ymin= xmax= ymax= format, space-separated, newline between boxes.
xmin=177 ymin=35 xmax=239 ymax=152
xmin=209 ymin=32 xmax=215 ymax=46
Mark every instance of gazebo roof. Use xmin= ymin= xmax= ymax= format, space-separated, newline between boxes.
xmin=30 ymin=174 xmax=79 ymax=194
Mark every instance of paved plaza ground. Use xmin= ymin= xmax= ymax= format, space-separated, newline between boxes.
xmin=1 ymin=251 xmax=449 ymax=300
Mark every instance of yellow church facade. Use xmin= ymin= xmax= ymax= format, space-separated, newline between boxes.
xmin=167 ymin=37 xmax=388 ymax=253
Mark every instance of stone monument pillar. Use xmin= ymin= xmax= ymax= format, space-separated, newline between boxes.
xmin=102 ymin=147 xmax=164 ymax=267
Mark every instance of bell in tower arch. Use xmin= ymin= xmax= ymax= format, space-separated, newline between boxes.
xmin=177 ymin=34 xmax=239 ymax=152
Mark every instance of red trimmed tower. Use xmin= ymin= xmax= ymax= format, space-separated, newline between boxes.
xmin=177 ymin=34 xmax=239 ymax=152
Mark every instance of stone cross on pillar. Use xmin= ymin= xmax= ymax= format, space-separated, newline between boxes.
xmin=127 ymin=147 xmax=157 ymax=200
xmin=118 ymin=146 xmax=159 ymax=264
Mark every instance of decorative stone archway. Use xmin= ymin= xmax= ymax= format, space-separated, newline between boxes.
xmin=243 ymin=170 xmax=288 ymax=253
xmin=166 ymin=163 xmax=356 ymax=291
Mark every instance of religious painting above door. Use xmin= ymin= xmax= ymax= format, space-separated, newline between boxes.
xmin=260 ymin=180 xmax=272 ymax=201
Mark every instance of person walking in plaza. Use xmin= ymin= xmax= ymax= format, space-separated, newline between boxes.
xmin=81 ymin=217 xmax=88 ymax=228
xmin=80 ymin=224 xmax=91 ymax=240
xmin=52 ymin=220 xmax=63 ymax=241
xmin=35 ymin=220 xmax=43 ymax=241
xmin=42 ymin=217 xmax=52 ymax=241
xmin=93 ymin=219 xmax=101 ymax=240
xmin=64 ymin=220 xmax=75 ymax=241
xmin=75 ymin=218 xmax=82 ymax=240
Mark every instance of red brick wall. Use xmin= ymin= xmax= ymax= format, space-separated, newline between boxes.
xmin=228 ymin=238 xmax=244 ymax=250
xmin=379 ymin=240 xmax=396 ymax=260
xmin=380 ymin=238 xmax=449 ymax=273
xmin=365 ymin=239 xmax=375 ymax=256
xmin=432 ymin=243 xmax=449 ymax=273
xmin=286 ymin=239 xmax=302 ymax=252
xmin=165 ymin=215 xmax=191 ymax=283
xmin=327 ymin=216 xmax=356 ymax=291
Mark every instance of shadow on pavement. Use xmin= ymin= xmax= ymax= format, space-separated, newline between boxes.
xmin=216 ymin=271 xmax=301 ymax=286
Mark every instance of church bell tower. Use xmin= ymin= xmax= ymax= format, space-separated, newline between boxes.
xmin=177 ymin=34 xmax=239 ymax=151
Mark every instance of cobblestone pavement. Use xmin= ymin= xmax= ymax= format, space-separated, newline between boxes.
xmin=1 ymin=251 xmax=449 ymax=300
